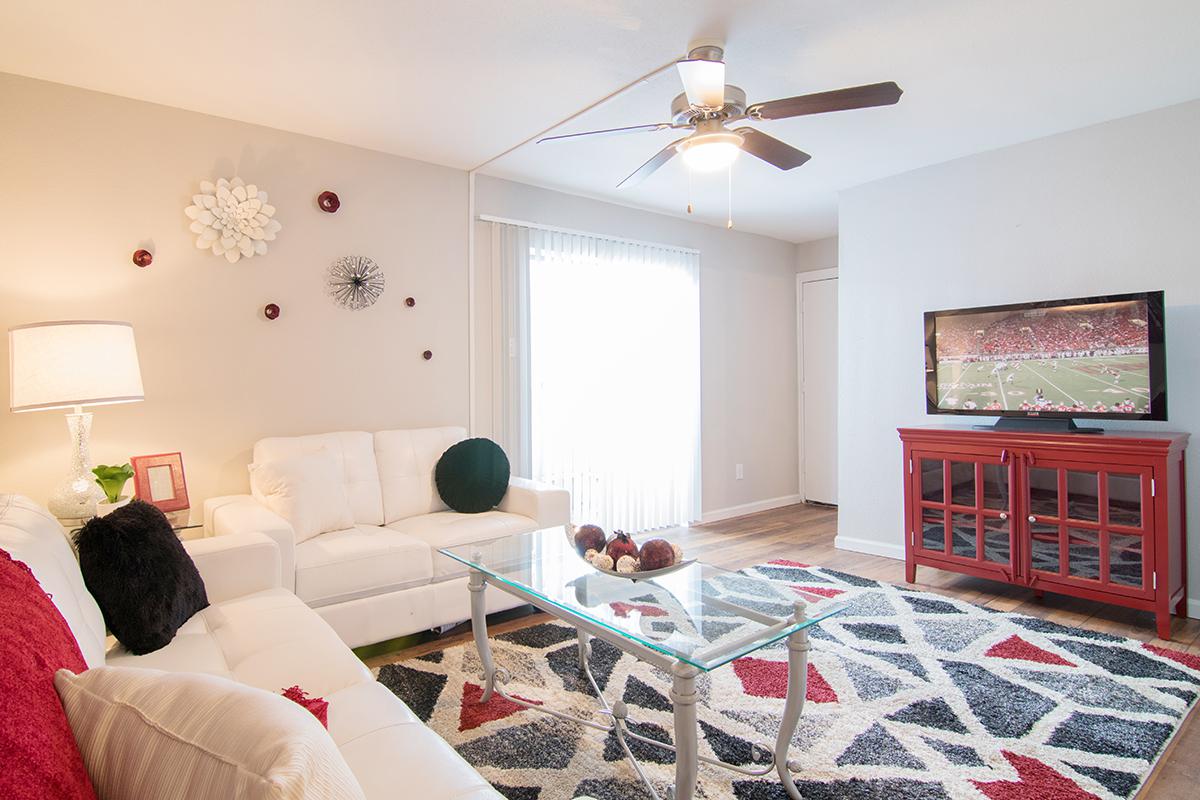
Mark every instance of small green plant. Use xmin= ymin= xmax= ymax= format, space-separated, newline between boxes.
xmin=93 ymin=463 xmax=134 ymax=504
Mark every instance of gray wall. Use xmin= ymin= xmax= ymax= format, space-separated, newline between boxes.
xmin=474 ymin=176 xmax=802 ymax=519
xmin=796 ymin=237 xmax=838 ymax=273
xmin=837 ymin=99 xmax=1200 ymax=616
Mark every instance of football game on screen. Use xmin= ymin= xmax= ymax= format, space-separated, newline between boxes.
xmin=933 ymin=300 xmax=1151 ymax=415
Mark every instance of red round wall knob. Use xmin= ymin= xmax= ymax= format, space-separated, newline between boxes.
xmin=132 ymin=249 xmax=153 ymax=267
xmin=422 ymin=350 xmax=433 ymax=360
xmin=405 ymin=297 xmax=416 ymax=307
xmin=317 ymin=191 xmax=340 ymax=213
xmin=264 ymin=303 xmax=281 ymax=320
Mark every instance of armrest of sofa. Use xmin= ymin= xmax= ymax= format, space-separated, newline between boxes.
xmin=183 ymin=532 xmax=280 ymax=604
xmin=498 ymin=477 xmax=571 ymax=528
xmin=203 ymin=495 xmax=296 ymax=591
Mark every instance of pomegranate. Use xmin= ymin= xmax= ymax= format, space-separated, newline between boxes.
xmin=638 ymin=538 xmax=676 ymax=571
xmin=574 ymin=524 xmax=606 ymax=556
xmin=604 ymin=530 xmax=639 ymax=563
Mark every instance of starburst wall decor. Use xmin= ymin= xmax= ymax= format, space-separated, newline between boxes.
xmin=327 ymin=255 xmax=385 ymax=310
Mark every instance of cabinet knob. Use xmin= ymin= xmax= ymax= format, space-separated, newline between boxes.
xmin=1027 ymin=515 xmax=1037 ymax=523
xmin=999 ymin=512 xmax=1008 ymax=520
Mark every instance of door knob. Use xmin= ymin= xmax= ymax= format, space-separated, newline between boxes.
xmin=1000 ymin=512 xmax=1008 ymax=520
xmin=1027 ymin=515 xmax=1037 ymax=523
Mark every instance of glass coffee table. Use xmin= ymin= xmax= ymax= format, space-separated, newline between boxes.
xmin=440 ymin=527 xmax=845 ymax=800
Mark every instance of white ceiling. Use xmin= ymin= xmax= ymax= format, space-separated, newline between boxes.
xmin=3 ymin=1 xmax=1199 ymax=242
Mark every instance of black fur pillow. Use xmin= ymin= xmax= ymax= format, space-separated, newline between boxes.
xmin=74 ymin=500 xmax=208 ymax=655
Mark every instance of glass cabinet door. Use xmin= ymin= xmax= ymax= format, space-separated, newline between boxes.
xmin=913 ymin=452 xmax=1014 ymax=575
xmin=1023 ymin=458 xmax=1153 ymax=597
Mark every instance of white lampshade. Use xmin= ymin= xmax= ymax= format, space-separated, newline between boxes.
xmin=9 ymin=321 xmax=145 ymax=413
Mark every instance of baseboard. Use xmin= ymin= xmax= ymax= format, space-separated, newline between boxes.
xmin=699 ymin=494 xmax=804 ymax=524
xmin=833 ymin=534 xmax=906 ymax=562
xmin=1188 ymin=598 xmax=1200 ymax=621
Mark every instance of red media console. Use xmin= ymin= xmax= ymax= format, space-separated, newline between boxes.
xmin=899 ymin=426 xmax=1188 ymax=639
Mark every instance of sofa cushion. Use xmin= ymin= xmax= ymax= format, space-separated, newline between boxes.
xmin=374 ymin=427 xmax=466 ymax=523
xmin=435 ymin=438 xmax=511 ymax=514
xmin=75 ymin=500 xmax=209 ymax=655
xmin=328 ymin=683 xmax=499 ymax=800
xmin=56 ymin=666 xmax=366 ymax=800
xmin=251 ymin=451 xmax=355 ymax=544
xmin=107 ymin=588 xmax=371 ymax=700
xmin=0 ymin=547 xmax=97 ymax=800
xmin=254 ymin=432 xmax=383 ymax=526
xmin=294 ymin=526 xmax=432 ymax=608
xmin=388 ymin=511 xmax=539 ymax=581
xmin=0 ymin=495 xmax=106 ymax=667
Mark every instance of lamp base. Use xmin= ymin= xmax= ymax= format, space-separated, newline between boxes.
xmin=46 ymin=410 xmax=103 ymax=519
xmin=48 ymin=479 xmax=104 ymax=519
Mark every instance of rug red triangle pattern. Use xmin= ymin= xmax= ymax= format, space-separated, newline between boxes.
xmin=985 ymin=634 xmax=1077 ymax=666
xmin=972 ymin=751 xmax=1103 ymax=800
xmin=459 ymin=682 xmax=542 ymax=732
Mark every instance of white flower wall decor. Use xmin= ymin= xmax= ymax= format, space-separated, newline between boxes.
xmin=185 ymin=177 xmax=282 ymax=263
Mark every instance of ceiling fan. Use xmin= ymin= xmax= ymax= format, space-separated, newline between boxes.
xmin=538 ymin=43 xmax=903 ymax=189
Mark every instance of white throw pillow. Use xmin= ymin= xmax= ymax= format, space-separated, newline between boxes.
xmin=250 ymin=450 xmax=354 ymax=543
xmin=55 ymin=667 xmax=366 ymax=800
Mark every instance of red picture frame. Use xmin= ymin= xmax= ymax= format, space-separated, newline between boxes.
xmin=130 ymin=452 xmax=190 ymax=513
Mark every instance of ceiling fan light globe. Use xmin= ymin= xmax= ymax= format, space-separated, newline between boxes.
xmin=681 ymin=142 xmax=740 ymax=171
xmin=678 ymin=130 xmax=744 ymax=172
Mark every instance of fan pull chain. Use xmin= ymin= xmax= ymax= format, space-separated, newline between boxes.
xmin=726 ymin=165 xmax=734 ymax=229
xmin=686 ymin=168 xmax=694 ymax=215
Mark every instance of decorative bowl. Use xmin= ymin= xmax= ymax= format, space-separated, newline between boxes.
xmin=588 ymin=558 xmax=697 ymax=582
xmin=564 ymin=526 xmax=694 ymax=581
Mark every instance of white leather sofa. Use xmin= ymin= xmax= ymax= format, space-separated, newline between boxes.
xmin=204 ymin=427 xmax=571 ymax=648
xmin=0 ymin=493 xmax=501 ymax=799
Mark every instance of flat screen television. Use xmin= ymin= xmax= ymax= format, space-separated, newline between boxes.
xmin=924 ymin=291 xmax=1166 ymax=431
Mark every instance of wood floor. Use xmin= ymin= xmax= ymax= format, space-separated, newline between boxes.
xmin=364 ymin=503 xmax=1200 ymax=799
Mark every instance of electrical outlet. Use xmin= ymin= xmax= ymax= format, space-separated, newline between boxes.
xmin=735 ymin=463 xmax=744 ymax=480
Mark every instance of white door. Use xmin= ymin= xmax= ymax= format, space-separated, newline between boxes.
xmin=799 ymin=273 xmax=838 ymax=504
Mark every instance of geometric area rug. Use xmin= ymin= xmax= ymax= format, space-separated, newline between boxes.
xmin=374 ymin=561 xmax=1200 ymax=799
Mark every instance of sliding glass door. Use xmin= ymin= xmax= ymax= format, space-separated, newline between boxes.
xmin=492 ymin=221 xmax=700 ymax=532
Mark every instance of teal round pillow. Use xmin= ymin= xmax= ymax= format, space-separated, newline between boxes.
xmin=435 ymin=438 xmax=510 ymax=513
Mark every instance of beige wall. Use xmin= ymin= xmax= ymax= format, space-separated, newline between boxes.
xmin=0 ymin=73 xmax=806 ymax=526
xmin=473 ymin=176 xmax=802 ymax=519
xmin=0 ymin=74 xmax=469 ymax=520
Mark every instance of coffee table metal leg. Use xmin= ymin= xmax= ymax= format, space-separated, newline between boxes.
xmin=468 ymin=569 xmax=496 ymax=702
xmin=670 ymin=661 xmax=701 ymax=800
xmin=774 ymin=605 xmax=811 ymax=800
xmin=577 ymin=629 xmax=592 ymax=670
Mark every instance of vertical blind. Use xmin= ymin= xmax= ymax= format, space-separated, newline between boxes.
xmin=490 ymin=221 xmax=701 ymax=532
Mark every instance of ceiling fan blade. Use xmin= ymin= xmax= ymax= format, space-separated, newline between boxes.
xmin=617 ymin=136 xmax=688 ymax=189
xmin=538 ymin=122 xmax=673 ymax=144
xmin=733 ymin=128 xmax=811 ymax=170
xmin=676 ymin=57 xmax=726 ymax=108
xmin=747 ymin=81 xmax=903 ymax=121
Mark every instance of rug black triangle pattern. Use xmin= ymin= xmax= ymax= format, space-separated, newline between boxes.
xmin=373 ymin=561 xmax=1199 ymax=799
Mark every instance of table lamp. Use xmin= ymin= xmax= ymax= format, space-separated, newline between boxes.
xmin=8 ymin=321 xmax=144 ymax=519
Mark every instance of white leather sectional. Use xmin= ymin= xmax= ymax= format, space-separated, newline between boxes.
xmin=0 ymin=494 xmax=502 ymax=799
xmin=204 ymin=427 xmax=571 ymax=648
